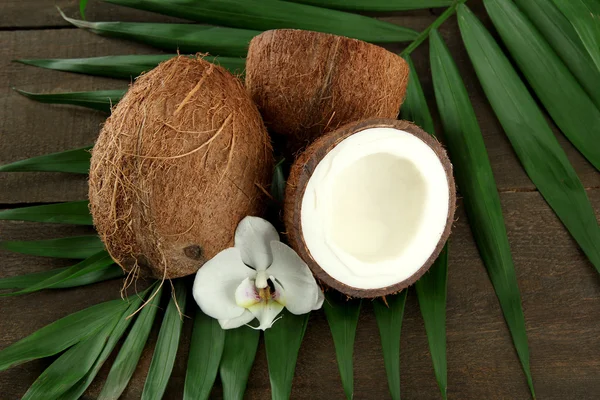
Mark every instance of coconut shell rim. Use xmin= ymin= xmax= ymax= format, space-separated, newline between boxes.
xmin=284 ymin=118 xmax=456 ymax=299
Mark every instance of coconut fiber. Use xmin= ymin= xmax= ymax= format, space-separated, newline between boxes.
xmin=246 ymin=29 xmax=410 ymax=154
xmin=89 ymin=56 xmax=273 ymax=279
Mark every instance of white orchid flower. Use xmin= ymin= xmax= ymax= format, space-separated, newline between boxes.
xmin=193 ymin=216 xmax=324 ymax=330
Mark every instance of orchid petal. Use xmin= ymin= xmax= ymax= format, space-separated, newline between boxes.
xmin=271 ymin=277 xmax=286 ymax=307
xmin=248 ymin=300 xmax=285 ymax=330
xmin=193 ymin=247 xmax=254 ymax=320
xmin=314 ymin=288 xmax=325 ymax=310
xmin=268 ymin=241 xmax=322 ymax=315
xmin=218 ymin=310 xmax=255 ymax=330
xmin=235 ymin=216 xmax=280 ymax=270
xmin=235 ymin=277 xmax=260 ymax=308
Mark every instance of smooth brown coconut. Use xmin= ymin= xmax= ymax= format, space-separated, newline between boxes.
xmin=89 ymin=56 xmax=273 ymax=279
xmin=284 ymin=119 xmax=455 ymax=298
xmin=245 ymin=29 xmax=410 ymax=154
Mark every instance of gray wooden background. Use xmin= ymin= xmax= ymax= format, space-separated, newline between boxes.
xmin=1 ymin=1 xmax=599 ymax=399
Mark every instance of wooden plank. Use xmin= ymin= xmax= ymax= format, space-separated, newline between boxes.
xmin=0 ymin=29 xmax=163 ymax=204
xmin=1 ymin=190 xmax=599 ymax=399
xmin=0 ymin=0 xmax=184 ymax=28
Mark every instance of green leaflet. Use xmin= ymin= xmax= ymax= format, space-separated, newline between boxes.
xmin=288 ymin=0 xmax=452 ymax=11
xmin=271 ymin=159 xmax=286 ymax=204
xmin=0 ymin=146 xmax=92 ymax=174
xmin=220 ymin=326 xmax=261 ymax=400
xmin=430 ymin=26 xmax=535 ymax=395
xmin=99 ymin=285 xmax=163 ymax=400
xmin=399 ymin=56 xmax=435 ymax=134
xmin=265 ymin=311 xmax=310 ymax=400
xmin=400 ymin=55 xmax=448 ymax=399
xmin=323 ymin=292 xmax=361 ymax=400
xmin=415 ymin=247 xmax=448 ymax=399
xmin=513 ymin=0 xmax=600 ymax=109
xmin=22 ymin=318 xmax=119 ymax=400
xmin=457 ymin=4 xmax=600 ymax=273
xmin=372 ymin=292 xmax=407 ymax=400
xmin=484 ymin=0 xmax=600 ymax=171
xmin=551 ymin=0 xmax=600 ymax=73
xmin=401 ymin=0 xmax=466 ymax=56
xmin=60 ymin=10 xmax=257 ymax=58
xmin=141 ymin=280 xmax=188 ymax=400
xmin=0 ymin=235 xmax=104 ymax=259
xmin=80 ymin=0 xmax=88 ymax=19
xmin=17 ymin=54 xmax=247 ymax=79
xmin=54 ymin=286 xmax=154 ymax=400
xmin=183 ymin=309 xmax=225 ymax=400
xmin=15 ymin=88 xmax=124 ymax=113
xmin=0 ymin=297 xmax=129 ymax=371
xmin=0 ymin=251 xmax=115 ymax=297
xmin=102 ymin=0 xmax=418 ymax=43
xmin=0 ymin=201 xmax=92 ymax=225
xmin=0 ymin=263 xmax=123 ymax=291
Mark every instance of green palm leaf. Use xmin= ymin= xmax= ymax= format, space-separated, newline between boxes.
xmin=430 ymin=27 xmax=535 ymax=396
xmin=219 ymin=326 xmax=261 ymax=400
xmin=288 ymin=0 xmax=452 ymax=11
xmin=0 ymin=297 xmax=129 ymax=371
xmin=265 ymin=311 xmax=310 ymax=400
xmin=0 ymin=235 xmax=104 ymax=259
xmin=55 ymin=286 xmax=154 ymax=400
xmin=484 ymin=0 xmax=600 ymax=171
xmin=141 ymin=280 xmax=187 ymax=400
xmin=457 ymin=4 xmax=600 ymax=274
xmin=183 ymin=309 xmax=225 ymax=400
xmin=400 ymin=0 xmax=466 ymax=56
xmin=60 ymin=10 xmax=257 ymax=57
xmin=99 ymin=285 xmax=163 ymax=400
xmin=22 ymin=318 xmax=119 ymax=400
xmin=0 ymin=201 xmax=92 ymax=225
xmin=373 ymin=292 xmax=407 ymax=400
xmin=324 ymin=292 xmax=361 ymax=400
xmin=101 ymin=0 xmax=418 ymax=43
xmin=551 ymin=0 xmax=600 ymax=72
xmin=0 ymin=263 xmax=123 ymax=291
xmin=0 ymin=146 xmax=92 ymax=174
xmin=271 ymin=159 xmax=286 ymax=204
xmin=513 ymin=0 xmax=600 ymax=109
xmin=0 ymin=251 xmax=116 ymax=297
xmin=17 ymin=54 xmax=246 ymax=79
xmin=15 ymin=88 xmax=124 ymax=113
xmin=415 ymin=247 xmax=448 ymax=399
xmin=399 ymin=55 xmax=448 ymax=399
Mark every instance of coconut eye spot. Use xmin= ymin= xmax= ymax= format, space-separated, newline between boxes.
xmin=329 ymin=153 xmax=427 ymax=263
xmin=184 ymin=245 xmax=203 ymax=260
xmin=300 ymin=126 xmax=450 ymax=290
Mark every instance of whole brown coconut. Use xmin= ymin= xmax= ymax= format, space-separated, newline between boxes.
xmin=89 ymin=56 xmax=273 ymax=279
xmin=284 ymin=119 xmax=456 ymax=298
xmin=245 ymin=29 xmax=410 ymax=153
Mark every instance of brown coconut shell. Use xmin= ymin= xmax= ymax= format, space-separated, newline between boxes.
xmin=284 ymin=119 xmax=456 ymax=298
xmin=245 ymin=29 xmax=410 ymax=154
xmin=89 ymin=56 xmax=273 ymax=279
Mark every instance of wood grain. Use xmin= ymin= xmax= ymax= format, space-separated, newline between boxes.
xmin=1 ymin=1 xmax=600 ymax=399
xmin=0 ymin=0 xmax=184 ymax=28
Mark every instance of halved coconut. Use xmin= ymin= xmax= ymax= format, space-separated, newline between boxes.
xmin=245 ymin=29 xmax=409 ymax=153
xmin=284 ymin=119 xmax=455 ymax=298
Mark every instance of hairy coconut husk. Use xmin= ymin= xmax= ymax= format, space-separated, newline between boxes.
xmin=245 ymin=29 xmax=410 ymax=154
xmin=89 ymin=56 xmax=273 ymax=280
xmin=284 ymin=119 xmax=456 ymax=298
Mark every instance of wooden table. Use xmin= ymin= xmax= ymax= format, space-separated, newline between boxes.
xmin=1 ymin=1 xmax=599 ymax=399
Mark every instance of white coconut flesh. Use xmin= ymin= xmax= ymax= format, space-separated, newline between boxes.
xmin=301 ymin=127 xmax=450 ymax=290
